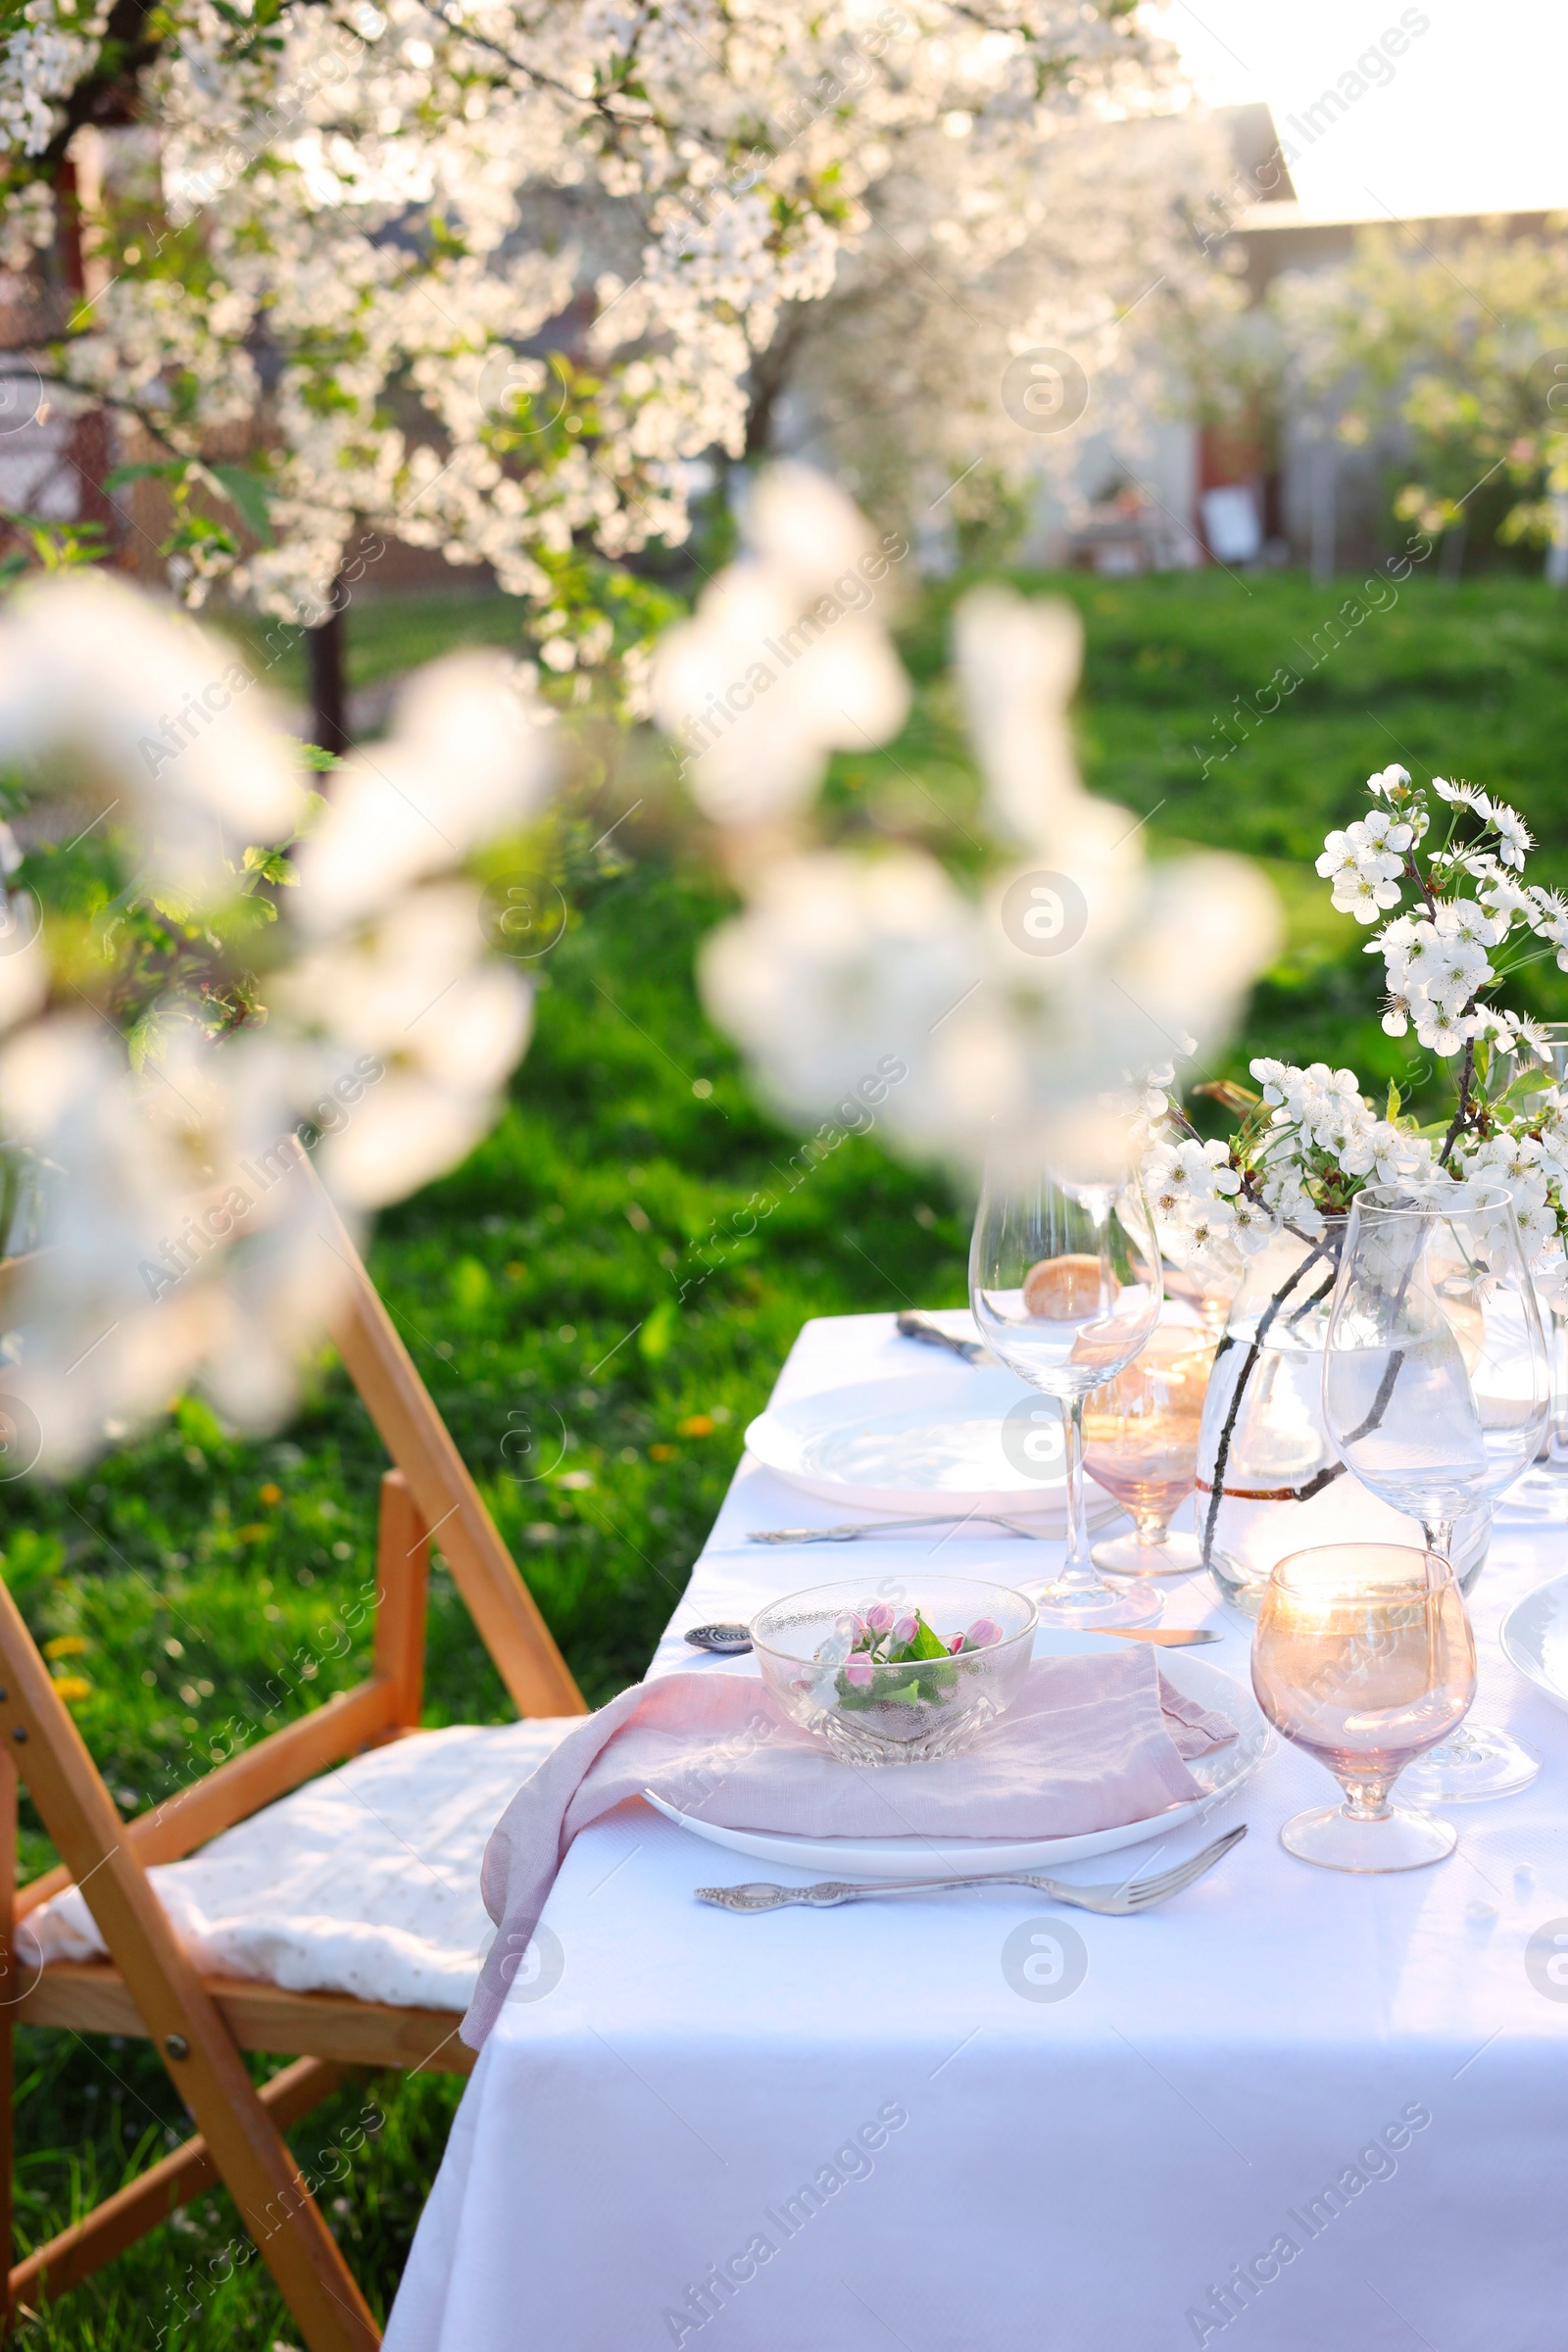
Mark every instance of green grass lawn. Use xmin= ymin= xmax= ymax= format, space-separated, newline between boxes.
xmin=11 ymin=564 xmax=1568 ymax=2346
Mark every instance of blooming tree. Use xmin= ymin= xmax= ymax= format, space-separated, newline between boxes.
xmin=1275 ymin=224 xmax=1568 ymax=569
xmin=779 ymin=104 xmax=1235 ymax=543
xmin=1 ymin=0 xmax=1204 ymax=660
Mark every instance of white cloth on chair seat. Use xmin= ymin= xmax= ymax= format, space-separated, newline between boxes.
xmin=20 ymin=1717 xmax=577 ymax=2011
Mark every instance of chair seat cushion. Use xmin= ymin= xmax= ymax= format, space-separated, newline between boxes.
xmin=20 ymin=1717 xmax=576 ymax=2011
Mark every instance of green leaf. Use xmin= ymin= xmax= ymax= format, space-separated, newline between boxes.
xmin=452 ymin=1256 xmax=491 ymax=1314
xmin=175 ymin=1395 xmax=227 ymax=1453
xmin=242 ymin=846 xmax=297 ymax=886
xmin=106 ymin=461 xmax=190 ymax=489
xmin=1192 ymin=1078 xmax=1261 ymax=1115
xmin=907 ymin=1612 xmax=950 ymax=1661
xmin=1386 ymin=1079 xmax=1401 ymax=1121
xmin=142 ymin=883 xmax=197 ymax=923
xmin=639 ymin=1298 xmax=677 ymax=1361
xmin=211 ymin=464 xmax=274 ymax=547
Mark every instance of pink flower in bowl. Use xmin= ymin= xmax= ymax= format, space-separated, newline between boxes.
xmin=891 ymin=1614 xmax=918 ymax=1649
xmin=964 ymin=1616 xmax=1004 ymax=1650
xmin=843 ymin=1655 xmax=875 ymax=1690
xmin=864 ymin=1602 xmax=896 ymax=1636
xmin=946 ymin=1633 xmax=966 ymax=1655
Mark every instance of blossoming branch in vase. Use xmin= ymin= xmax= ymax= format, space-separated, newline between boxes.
xmin=1145 ymin=758 xmax=1568 ymax=1272
xmin=1143 ymin=1067 xmax=1434 ymax=1265
xmin=1322 ymin=762 xmax=1550 ymax=1069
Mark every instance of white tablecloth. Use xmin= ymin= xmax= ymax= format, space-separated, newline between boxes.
xmin=386 ymin=1311 xmax=1568 ymax=2352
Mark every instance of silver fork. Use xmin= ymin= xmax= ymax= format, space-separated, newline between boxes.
xmin=696 ymin=1824 xmax=1247 ymax=1915
xmin=747 ymin=1512 xmax=1051 ymax=1544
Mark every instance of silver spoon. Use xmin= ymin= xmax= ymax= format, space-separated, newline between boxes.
xmin=684 ymin=1623 xmax=755 ymax=1654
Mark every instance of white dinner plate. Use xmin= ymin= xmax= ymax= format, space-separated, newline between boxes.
xmin=644 ymin=1646 xmax=1269 ymax=1880
xmin=1500 ymin=1572 xmax=1568 ymax=1714
xmin=743 ymin=1368 xmax=1119 ymax=1526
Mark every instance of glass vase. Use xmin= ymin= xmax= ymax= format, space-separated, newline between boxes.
xmin=1195 ymin=1224 xmax=1491 ymax=1613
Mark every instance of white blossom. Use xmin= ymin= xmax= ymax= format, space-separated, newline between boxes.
xmin=1367 ymin=763 xmax=1410 ymax=799
xmin=650 ymin=466 xmax=909 ymax=827
xmin=1315 ymin=823 xmax=1402 ymax=921
xmin=0 ymin=572 xmax=302 ymax=901
xmin=0 ymin=585 xmax=557 ymax=1465
xmin=294 ymin=650 xmax=556 ymax=934
xmin=1356 ymin=807 xmax=1412 ymax=857
xmin=953 ymin=587 xmax=1086 ymax=851
xmin=694 ymin=560 xmax=1281 ymax=1176
xmin=1481 ymin=796 xmax=1533 ymax=869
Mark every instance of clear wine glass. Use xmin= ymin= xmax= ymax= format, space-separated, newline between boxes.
xmin=1253 ymin=1543 xmax=1476 ymax=1871
xmin=1505 ymin=1241 xmax=1568 ymax=1516
xmin=970 ymin=1160 xmax=1164 ymax=1627
xmin=1506 ymin=1024 xmax=1568 ymax=1515
xmin=1322 ymin=1179 xmax=1547 ymax=1802
xmin=1525 ymin=1021 xmax=1568 ymax=1089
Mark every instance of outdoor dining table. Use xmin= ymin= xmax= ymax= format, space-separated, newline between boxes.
xmin=385 ymin=1309 xmax=1568 ymax=2352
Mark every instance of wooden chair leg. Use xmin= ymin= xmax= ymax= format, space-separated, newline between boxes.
xmin=0 ymin=1751 xmax=13 ymax=2341
xmin=10 ymin=2057 xmax=355 ymax=2312
xmin=372 ymin=1471 xmax=428 ymax=1734
xmin=0 ymin=1577 xmax=379 ymax=2352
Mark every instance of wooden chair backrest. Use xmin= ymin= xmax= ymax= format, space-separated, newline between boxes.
xmin=9 ymin=1143 xmax=583 ymax=1921
xmin=299 ymin=1152 xmax=583 ymax=1719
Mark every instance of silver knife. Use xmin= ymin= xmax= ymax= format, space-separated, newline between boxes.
xmin=684 ymin=1621 xmax=1220 ymax=1653
xmin=896 ymin=1311 xmax=991 ymax=1365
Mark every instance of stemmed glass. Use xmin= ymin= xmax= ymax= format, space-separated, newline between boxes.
xmin=1506 ymin=1243 xmax=1568 ymax=1516
xmin=1252 ymin=1544 xmax=1476 ymax=1871
xmin=1507 ymin=1022 xmax=1568 ymax=1514
xmin=1322 ymin=1179 xmax=1547 ymax=1802
xmin=970 ymin=1160 xmax=1164 ymax=1626
xmin=1084 ymin=1325 xmax=1216 ymax=1576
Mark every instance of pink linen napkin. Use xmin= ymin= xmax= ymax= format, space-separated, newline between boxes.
xmin=463 ymin=1646 xmax=1234 ymax=2048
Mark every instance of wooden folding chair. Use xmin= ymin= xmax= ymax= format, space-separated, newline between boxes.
xmin=0 ymin=1155 xmax=586 ymax=2347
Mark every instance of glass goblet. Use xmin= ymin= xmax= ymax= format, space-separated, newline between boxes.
xmin=970 ymin=1160 xmax=1163 ymax=1627
xmin=1524 ymin=1020 xmax=1568 ymax=1090
xmin=1322 ymin=1179 xmax=1547 ymax=1803
xmin=1084 ymin=1324 xmax=1216 ymax=1576
xmin=1503 ymin=1241 xmax=1568 ymax=1518
xmin=1504 ymin=1023 xmax=1568 ymax=1512
xmin=1253 ymin=1543 xmax=1476 ymax=1871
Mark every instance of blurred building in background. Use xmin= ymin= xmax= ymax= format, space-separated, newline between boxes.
xmin=1026 ymin=103 xmax=1564 ymax=582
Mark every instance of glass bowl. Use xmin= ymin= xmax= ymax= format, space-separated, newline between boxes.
xmin=749 ymin=1576 xmax=1038 ymax=1764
